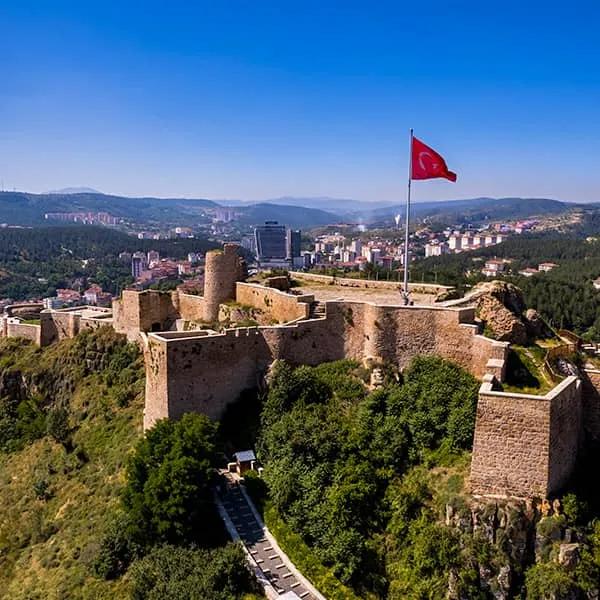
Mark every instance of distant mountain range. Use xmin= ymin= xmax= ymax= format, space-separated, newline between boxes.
xmin=219 ymin=196 xmax=398 ymax=213
xmin=0 ymin=190 xmax=586 ymax=229
xmin=0 ymin=191 xmax=218 ymax=226
xmin=363 ymin=197 xmax=572 ymax=224
xmin=0 ymin=191 xmax=338 ymax=228
xmin=46 ymin=187 xmax=102 ymax=195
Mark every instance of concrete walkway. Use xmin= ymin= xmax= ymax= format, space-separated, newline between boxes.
xmin=216 ymin=472 xmax=325 ymax=600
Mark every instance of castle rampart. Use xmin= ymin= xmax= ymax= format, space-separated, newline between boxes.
xmin=580 ymin=368 xmax=600 ymax=446
xmin=235 ymin=282 xmax=313 ymax=323
xmin=1 ymin=305 xmax=112 ymax=347
xmin=5 ymin=239 xmax=598 ymax=501
xmin=470 ymin=375 xmax=582 ymax=498
xmin=289 ymin=271 xmax=452 ymax=295
xmin=5 ymin=322 xmax=42 ymax=345
xmin=113 ymin=289 xmax=179 ymax=340
xmin=143 ymin=300 xmax=509 ymax=429
xmin=176 ymin=292 xmax=206 ymax=323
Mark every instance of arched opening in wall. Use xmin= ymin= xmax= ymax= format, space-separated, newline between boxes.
xmin=151 ymin=322 xmax=162 ymax=332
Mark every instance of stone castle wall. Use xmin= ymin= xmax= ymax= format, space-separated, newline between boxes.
xmin=42 ymin=310 xmax=79 ymax=343
xmin=235 ymin=282 xmax=313 ymax=324
xmin=470 ymin=375 xmax=581 ymax=498
xmin=289 ymin=271 xmax=452 ymax=295
xmin=1 ymin=307 xmax=112 ymax=347
xmin=176 ymin=293 xmax=206 ymax=323
xmin=580 ymin=368 xmax=600 ymax=446
xmin=548 ymin=377 xmax=583 ymax=494
xmin=113 ymin=289 xmax=178 ymax=340
xmin=143 ymin=300 xmax=509 ymax=429
xmin=5 ymin=322 xmax=42 ymax=345
xmin=4 ymin=236 xmax=594 ymax=501
xmin=144 ymin=333 xmax=170 ymax=429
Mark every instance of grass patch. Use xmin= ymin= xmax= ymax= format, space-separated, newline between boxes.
xmin=502 ymin=345 xmax=554 ymax=395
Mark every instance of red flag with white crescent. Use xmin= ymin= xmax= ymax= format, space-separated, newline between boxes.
xmin=411 ymin=136 xmax=457 ymax=182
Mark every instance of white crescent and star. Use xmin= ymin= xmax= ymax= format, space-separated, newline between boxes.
xmin=417 ymin=151 xmax=440 ymax=172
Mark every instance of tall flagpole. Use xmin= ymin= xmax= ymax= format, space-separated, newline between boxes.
xmin=403 ymin=128 xmax=413 ymax=303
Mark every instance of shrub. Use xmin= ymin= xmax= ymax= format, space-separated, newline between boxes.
xmin=46 ymin=406 xmax=71 ymax=446
xmin=93 ymin=512 xmax=142 ymax=580
xmin=525 ymin=562 xmax=576 ymax=600
xmin=129 ymin=543 xmax=258 ymax=600
xmin=32 ymin=478 xmax=52 ymax=501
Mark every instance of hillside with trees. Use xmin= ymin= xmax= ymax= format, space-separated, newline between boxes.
xmin=3 ymin=328 xmax=600 ymax=598
xmin=411 ymin=234 xmax=600 ymax=337
xmin=0 ymin=329 xmax=258 ymax=599
xmin=0 ymin=226 xmax=217 ymax=300
xmin=0 ymin=192 xmax=217 ymax=226
xmin=241 ymin=358 xmax=600 ymax=599
xmin=0 ymin=191 xmax=340 ymax=229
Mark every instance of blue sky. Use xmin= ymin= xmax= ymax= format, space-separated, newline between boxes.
xmin=1 ymin=1 xmax=599 ymax=203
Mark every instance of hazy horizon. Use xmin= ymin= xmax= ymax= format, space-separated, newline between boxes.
xmin=1 ymin=187 xmax=582 ymax=208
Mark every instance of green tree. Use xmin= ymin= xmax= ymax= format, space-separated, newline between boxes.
xmin=122 ymin=413 xmax=222 ymax=548
xmin=46 ymin=406 xmax=71 ymax=447
xmin=129 ymin=543 xmax=259 ymax=600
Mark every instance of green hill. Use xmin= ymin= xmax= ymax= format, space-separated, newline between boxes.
xmin=0 ymin=329 xmax=261 ymax=600
xmin=0 ymin=329 xmax=144 ymax=598
xmin=0 ymin=191 xmax=217 ymax=226
xmin=0 ymin=192 xmax=340 ymax=229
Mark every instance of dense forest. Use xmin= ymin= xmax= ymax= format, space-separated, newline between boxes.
xmin=0 ymin=226 xmax=217 ymax=300
xmin=246 ymin=358 xmax=600 ymax=599
xmin=410 ymin=234 xmax=600 ymax=337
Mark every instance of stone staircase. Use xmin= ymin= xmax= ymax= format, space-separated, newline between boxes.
xmin=308 ymin=301 xmax=326 ymax=320
xmin=217 ymin=474 xmax=319 ymax=599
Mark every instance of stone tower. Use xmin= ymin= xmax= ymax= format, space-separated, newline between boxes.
xmin=203 ymin=243 xmax=245 ymax=322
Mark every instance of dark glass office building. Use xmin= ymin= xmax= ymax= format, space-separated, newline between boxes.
xmin=254 ymin=221 xmax=287 ymax=261
xmin=286 ymin=229 xmax=301 ymax=260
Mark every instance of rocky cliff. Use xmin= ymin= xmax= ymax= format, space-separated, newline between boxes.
xmin=456 ymin=280 xmax=553 ymax=344
xmin=446 ymin=496 xmax=600 ymax=600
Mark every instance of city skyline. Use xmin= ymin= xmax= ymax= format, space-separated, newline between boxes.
xmin=1 ymin=2 xmax=599 ymax=203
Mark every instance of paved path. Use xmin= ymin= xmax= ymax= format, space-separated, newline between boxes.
xmin=216 ymin=473 xmax=323 ymax=599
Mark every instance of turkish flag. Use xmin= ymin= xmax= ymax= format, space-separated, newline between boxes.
xmin=411 ymin=136 xmax=457 ymax=182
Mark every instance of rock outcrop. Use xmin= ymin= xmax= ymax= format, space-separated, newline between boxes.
xmin=446 ymin=497 xmax=598 ymax=600
xmin=464 ymin=280 xmax=552 ymax=344
xmin=477 ymin=292 xmax=528 ymax=344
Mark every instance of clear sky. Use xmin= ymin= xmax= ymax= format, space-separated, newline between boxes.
xmin=1 ymin=1 xmax=599 ymax=203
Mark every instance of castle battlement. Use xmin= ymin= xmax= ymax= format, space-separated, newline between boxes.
xmin=141 ymin=294 xmax=509 ymax=431
xmin=4 ymin=242 xmax=599 ymax=500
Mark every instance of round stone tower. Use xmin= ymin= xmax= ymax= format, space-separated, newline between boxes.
xmin=203 ymin=243 xmax=244 ymax=322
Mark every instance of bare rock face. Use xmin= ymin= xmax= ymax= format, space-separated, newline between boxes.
xmin=479 ymin=280 xmax=527 ymax=314
xmin=435 ymin=288 xmax=460 ymax=303
xmin=446 ymin=499 xmax=535 ymax=600
xmin=524 ymin=308 xmax=552 ymax=339
xmin=477 ymin=293 xmax=528 ymax=345
xmin=558 ymin=543 xmax=580 ymax=568
xmin=471 ymin=280 xmax=551 ymax=344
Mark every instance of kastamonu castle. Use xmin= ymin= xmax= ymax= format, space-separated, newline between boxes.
xmin=2 ymin=243 xmax=600 ymax=500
